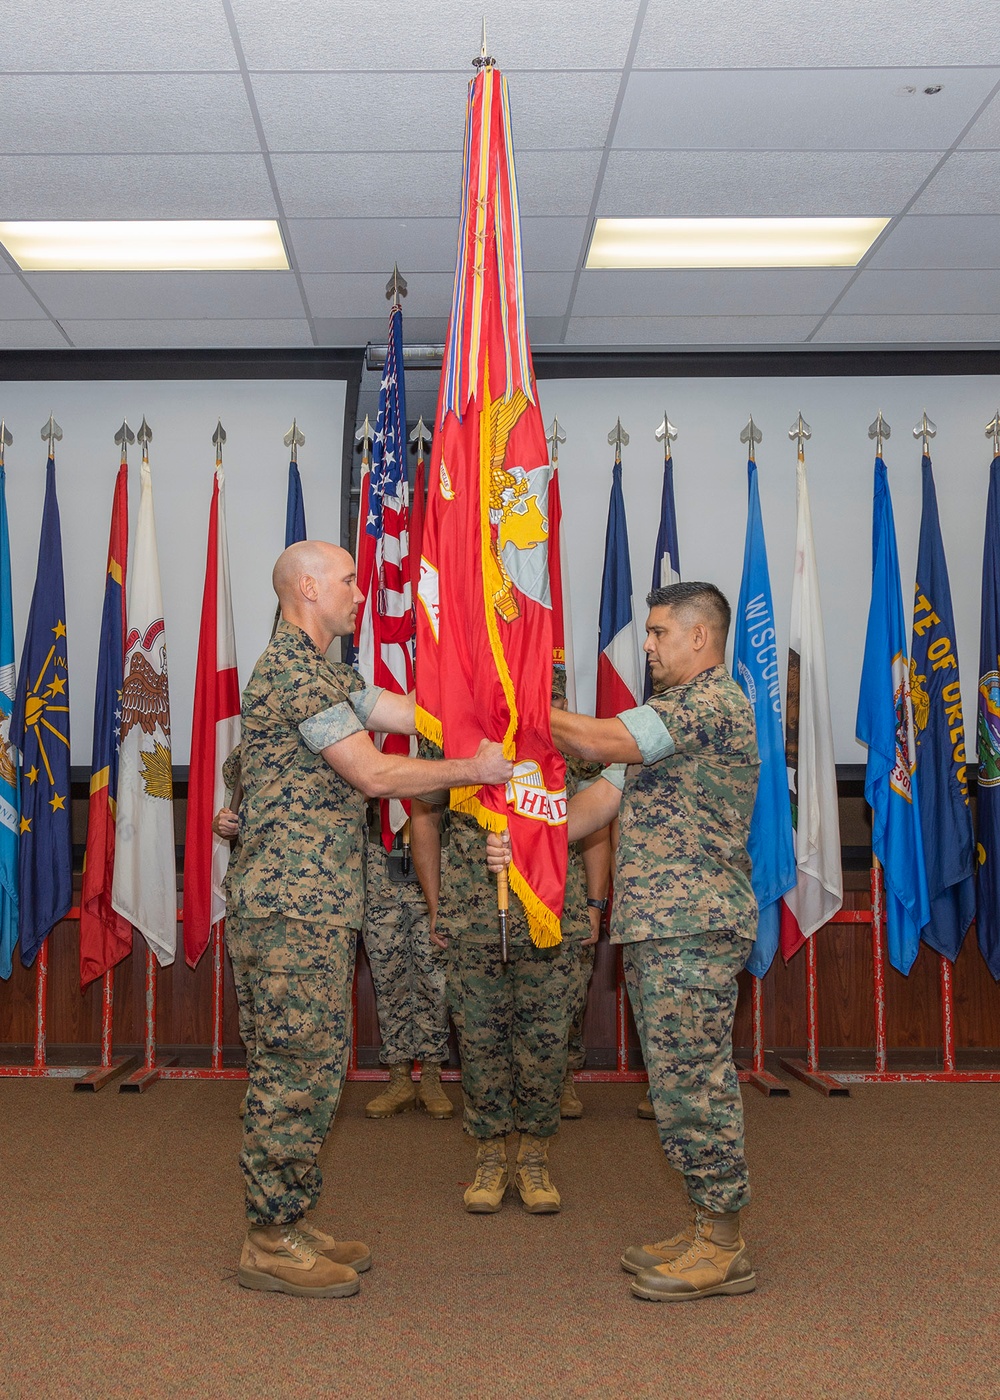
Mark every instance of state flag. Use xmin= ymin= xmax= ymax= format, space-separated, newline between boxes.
xmin=0 ymin=452 xmax=18 ymax=980
xmin=976 ymin=451 xmax=1000 ymax=978
xmin=596 ymin=451 xmax=641 ymax=719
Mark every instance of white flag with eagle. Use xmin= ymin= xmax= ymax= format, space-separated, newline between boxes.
xmin=111 ymin=452 xmax=176 ymax=965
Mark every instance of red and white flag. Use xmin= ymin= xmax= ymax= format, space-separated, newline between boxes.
xmin=183 ymin=454 xmax=240 ymax=967
xmin=780 ymin=446 xmax=843 ymax=957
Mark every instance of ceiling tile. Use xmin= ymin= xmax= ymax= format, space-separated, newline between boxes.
xmin=314 ymin=315 xmax=448 ymax=345
xmin=635 ymin=0 xmax=1000 ymax=68
xmin=232 ymin=0 xmax=641 ymax=72
xmin=61 ymin=319 xmax=315 ymax=348
xmin=526 ymin=316 xmax=566 ymax=344
xmin=614 ymin=69 xmax=997 ymax=152
xmin=835 ymin=269 xmax=1000 ymax=315
xmin=274 ymin=150 xmax=601 ymax=219
xmin=564 ymin=315 xmax=817 ymax=345
xmin=25 ymin=271 xmax=304 ymax=320
xmin=0 ymin=75 xmax=259 ymax=155
xmin=252 ymin=71 xmax=619 ymax=153
xmin=571 ymin=269 xmax=850 ymax=318
xmin=0 ymin=0 xmax=236 ymax=71
xmin=302 ymin=272 xmax=455 ymax=319
xmin=909 ymin=152 xmax=1000 ymax=213
xmin=811 ymin=313 xmax=1000 ymax=343
xmin=960 ymin=89 xmax=1000 ymax=148
xmin=0 ymin=320 xmax=68 ymax=348
xmin=0 ymin=155 xmax=278 ymax=219
xmin=865 ymin=215 xmax=1000 ymax=270
xmin=285 ymin=219 xmax=460 ymax=275
xmin=520 ymin=218 xmax=589 ymax=271
xmin=0 ymin=278 xmax=49 ymax=318
xmin=598 ymin=150 xmax=943 ymax=217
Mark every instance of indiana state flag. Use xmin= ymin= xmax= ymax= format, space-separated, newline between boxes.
xmin=10 ymin=453 xmax=72 ymax=967
xmin=976 ymin=452 xmax=1000 ymax=978
xmin=734 ymin=457 xmax=796 ymax=977
xmin=857 ymin=456 xmax=930 ymax=975
xmin=911 ymin=454 xmax=975 ymax=962
xmin=285 ymin=456 xmax=307 ymax=548
xmin=0 ymin=458 xmax=18 ymax=979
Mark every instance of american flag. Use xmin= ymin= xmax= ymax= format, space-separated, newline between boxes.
xmin=353 ymin=303 xmax=415 ymax=848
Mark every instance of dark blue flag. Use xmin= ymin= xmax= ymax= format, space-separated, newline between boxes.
xmin=285 ymin=458 xmax=307 ymax=547
xmin=856 ymin=457 xmax=929 ymax=975
xmin=733 ymin=457 xmax=796 ymax=977
xmin=976 ymin=454 xmax=1000 ymax=978
xmin=9 ymin=453 xmax=71 ymax=966
xmin=643 ymin=452 xmax=681 ymax=701
xmin=911 ymin=454 xmax=975 ymax=961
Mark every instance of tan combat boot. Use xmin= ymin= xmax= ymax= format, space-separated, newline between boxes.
xmin=365 ymin=1062 xmax=416 ymax=1118
xmin=559 ymin=1070 xmax=583 ymax=1119
xmin=463 ymin=1139 xmax=509 ymax=1212
xmin=513 ymin=1133 xmax=561 ymax=1213
xmin=637 ymin=1089 xmax=656 ymax=1120
xmin=238 ymin=1223 xmax=361 ymax=1298
xmin=296 ymin=1221 xmax=372 ymax=1273
xmin=416 ymin=1062 xmax=454 ymax=1119
xmin=629 ymin=1207 xmax=756 ymax=1301
xmin=620 ymin=1205 xmax=697 ymax=1274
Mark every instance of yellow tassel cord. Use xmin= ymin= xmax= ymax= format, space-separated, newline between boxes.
xmin=479 ymin=364 xmax=519 ymax=759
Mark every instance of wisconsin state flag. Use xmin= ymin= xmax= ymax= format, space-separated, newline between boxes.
xmin=415 ymin=62 xmax=567 ymax=945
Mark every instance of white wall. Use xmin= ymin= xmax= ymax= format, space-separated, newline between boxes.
xmin=0 ymin=378 xmax=348 ymax=762
xmin=536 ymin=373 xmax=999 ymax=763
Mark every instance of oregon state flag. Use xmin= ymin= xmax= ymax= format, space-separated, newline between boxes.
xmin=10 ymin=452 xmax=72 ymax=967
xmin=415 ymin=62 xmax=567 ymax=945
xmin=976 ymin=452 xmax=1000 ymax=978
xmin=80 ymin=451 xmax=132 ymax=986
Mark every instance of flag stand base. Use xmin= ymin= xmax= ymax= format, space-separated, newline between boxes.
xmin=778 ymin=1056 xmax=851 ymax=1096
xmin=737 ymin=1060 xmax=791 ymax=1096
xmin=119 ymin=1056 xmax=178 ymax=1093
xmin=73 ymin=1055 xmax=137 ymax=1092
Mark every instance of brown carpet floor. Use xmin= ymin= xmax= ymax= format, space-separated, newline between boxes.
xmin=1 ymin=1077 xmax=997 ymax=1399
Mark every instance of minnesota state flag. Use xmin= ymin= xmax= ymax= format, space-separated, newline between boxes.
xmin=10 ymin=452 xmax=72 ymax=966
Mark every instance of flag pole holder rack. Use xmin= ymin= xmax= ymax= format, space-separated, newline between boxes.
xmin=780 ymin=863 xmax=1000 ymax=1093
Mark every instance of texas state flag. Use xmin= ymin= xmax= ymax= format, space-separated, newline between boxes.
xmin=596 ymin=455 xmax=642 ymax=718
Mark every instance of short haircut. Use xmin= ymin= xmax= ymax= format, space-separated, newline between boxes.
xmin=646 ymin=581 xmax=732 ymax=637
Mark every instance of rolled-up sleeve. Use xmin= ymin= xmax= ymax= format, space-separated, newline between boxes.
xmin=349 ymin=685 xmax=384 ymax=727
xmin=617 ymin=705 xmax=676 ymax=764
xmin=600 ymin=763 xmax=627 ymax=791
xmin=298 ymin=702 xmax=366 ymax=753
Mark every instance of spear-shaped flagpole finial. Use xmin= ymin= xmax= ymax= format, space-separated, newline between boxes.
xmin=284 ymin=418 xmax=306 ymax=462
xmin=868 ymin=410 xmax=891 ymax=457
xmin=137 ymin=417 xmax=153 ymax=454
xmin=385 ymin=264 xmax=408 ymax=308
xmin=740 ymin=416 xmax=763 ymax=462
xmin=546 ymin=417 xmax=566 ymax=466
xmin=356 ymin=414 xmax=374 ymax=458
xmin=0 ymin=420 xmax=12 ymax=467
xmin=40 ymin=413 xmax=62 ymax=449
xmin=789 ymin=413 xmax=812 ymax=455
xmin=213 ymin=418 xmax=227 ymax=465
xmin=912 ymin=410 xmax=937 ymax=456
xmin=473 ymin=16 xmax=495 ymax=68
xmin=655 ymin=412 xmax=678 ymax=459
xmin=987 ymin=412 xmax=1000 ymax=457
xmin=114 ymin=419 xmax=135 ymax=456
xmin=608 ymin=418 xmax=629 ymax=463
xmin=409 ymin=416 xmax=432 ymax=460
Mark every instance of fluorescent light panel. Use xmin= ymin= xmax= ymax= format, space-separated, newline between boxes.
xmin=0 ymin=220 xmax=289 ymax=271
xmin=586 ymin=217 xmax=890 ymax=269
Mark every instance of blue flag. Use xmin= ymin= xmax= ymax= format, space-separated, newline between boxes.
xmin=9 ymin=453 xmax=72 ymax=967
xmin=643 ymin=453 xmax=681 ymax=701
xmin=976 ymin=454 xmax=1000 ymax=978
xmin=733 ymin=458 xmax=796 ymax=977
xmin=285 ymin=458 xmax=307 ymax=547
xmin=0 ymin=457 xmax=19 ymax=979
xmin=856 ymin=457 xmax=930 ymax=975
xmin=911 ymin=454 xmax=975 ymax=962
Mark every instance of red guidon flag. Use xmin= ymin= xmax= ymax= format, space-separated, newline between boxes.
xmin=182 ymin=452 xmax=240 ymax=967
xmin=415 ymin=61 xmax=567 ymax=946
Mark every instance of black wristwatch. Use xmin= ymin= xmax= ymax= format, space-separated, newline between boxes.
xmin=587 ymin=897 xmax=608 ymax=913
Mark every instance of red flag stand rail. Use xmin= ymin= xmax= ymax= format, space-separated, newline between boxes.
xmin=0 ymin=907 xmax=136 ymax=1089
xmin=780 ymin=860 xmax=1000 ymax=1094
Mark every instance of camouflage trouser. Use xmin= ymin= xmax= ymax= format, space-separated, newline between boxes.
xmin=623 ymin=931 xmax=751 ymax=1214
xmin=233 ymin=912 xmax=356 ymax=1226
xmin=450 ymin=926 xmax=574 ymax=1141
xmin=566 ymin=939 xmax=596 ymax=1071
xmin=363 ymin=840 xmax=448 ymax=1066
xmin=224 ymin=906 xmax=254 ymax=1072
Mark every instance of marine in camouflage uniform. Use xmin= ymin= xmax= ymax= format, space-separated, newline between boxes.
xmin=535 ymin=581 xmax=761 ymax=1300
